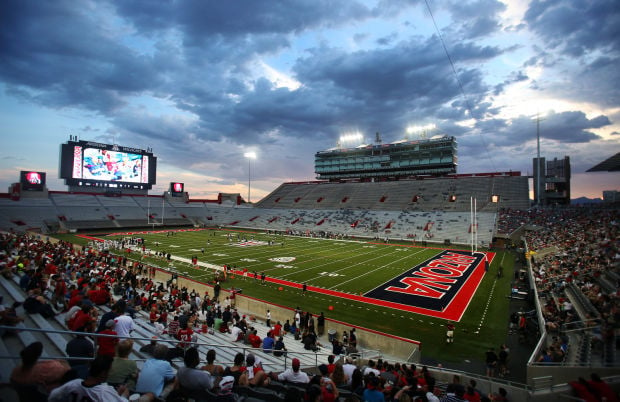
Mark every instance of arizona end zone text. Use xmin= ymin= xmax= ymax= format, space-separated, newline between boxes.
xmin=386 ymin=252 xmax=478 ymax=299
xmin=364 ymin=250 xmax=486 ymax=314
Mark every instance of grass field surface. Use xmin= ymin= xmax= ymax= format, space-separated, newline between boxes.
xmin=70 ymin=227 xmax=515 ymax=363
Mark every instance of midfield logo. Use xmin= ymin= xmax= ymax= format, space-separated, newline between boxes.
xmin=364 ymin=250 xmax=485 ymax=312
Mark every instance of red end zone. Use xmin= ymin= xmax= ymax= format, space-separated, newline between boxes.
xmin=233 ymin=249 xmax=494 ymax=322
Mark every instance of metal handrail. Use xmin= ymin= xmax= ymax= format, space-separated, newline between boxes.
xmin=0 ymin=324 xmax=333 ymax=371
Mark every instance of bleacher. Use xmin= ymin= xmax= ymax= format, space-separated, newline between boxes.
xmin=522 ymin=207 xmax=620 ymax=376
xmin=0 ymin=270 xmax=332 ymax=384
xmin=256 ymin=176 xmax=529 ymax=212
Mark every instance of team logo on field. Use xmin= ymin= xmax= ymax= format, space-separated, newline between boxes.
xmin=364 ymin=250 xmax=485 ymax=312
xmin=275 ymin=264 xmax=295 ymax=269
xmin=230 ymin=240 xmax=268 ymax=247
xmin=269 ymin=257 xmax=296 ymax=263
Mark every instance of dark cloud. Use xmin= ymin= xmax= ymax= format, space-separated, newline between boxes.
xmin=114 ymin=1 xmax=372 ymax=43
xmin=493 ymin=70 xmax=529 ymax=96
xmin=447 ymin=0 xmax=506 ymax=38
xmin=472 ymin=111 xmax=608 ymax=150
xmin=525 ymin=0 xmax=620 ymax=57
xmin=0 ymin=1 xmax=161 ymax=113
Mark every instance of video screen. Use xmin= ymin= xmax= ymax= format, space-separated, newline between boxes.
xmin=60 ymin=141 xmax=156 ymax=189
xmin=20 ymin=171 xmax=46 ymax=191
xmin=81 ymin=148 xmax=146 ymax=183
xmin=171 ymin=182 xmax=184 ymax=193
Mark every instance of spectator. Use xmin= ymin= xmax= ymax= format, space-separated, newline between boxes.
xmin=330 ymin=362 xmax=348 ymax=387
xmin=223 ymin=352 xmax=246 ymax=386
xmin=342 ymin=357 xmax=357 ymax=386
xmin=363 ymin=376 xmax=384 ymax=402
xmin=167 ymin=316 xmax=180 ymax=339
xmin=364 ymin=360 xmax=381 ymax=377
xmin=588 ymin=373 xmax=618 ymax=402
xmin=66 ymin=330 xmax=95 ymax=379
xmin=201 ymin=349 xmax=224 ymax=377
xmin=243 ymin=353 xmax=270 ymax=387
xmin=317 ymin=312 xmax=325 ymax=336
xmin=263 ymin=331 xmax=275 ymax=353
xmin=140 ymin=336 xmax=159 ymax=356
xmin=488 ymin=387 xmax=509 ymax=401
xmin=48 ymin=355 xmax=137 ymax=402
xmin=10 ymin=341 xmax=71 ymax=394
xmin=485 ymin=348 xmax=498 ymax=377
xmin=463 ymin=385 xmax=481 ymax=402
xmin=274 ymin=358 xmax=309 ymax=383
xmin=107 ymin=339 xmax=139 ymax=390
xmin=0 ymin=300 xmax=24 ymax=334
xmin=114 ymin=312 xmax=134 ymax=339
xmin=96 ymin=302 xmax=122 ymax=333
xmin=135 ymin=343 xmax=175 ymax=398
xmin=216 ymin=376 xmax=236 ymax=402
xmin=274 ymin=336 xmax=287 ymax=357
xmin=229 ymin=323 xmax=244 ymax=342
xmin=96 ymin=319 xmax=118 ymax=357
xmin=249 ymin=329 xmax=262 ymax=348
xmin=350 ymin=368 xmax=364 ymax=396
xmin=441 ymin=383 xmax=466 ymax=401
xmin=177 ymin=347 xmax=214 ymax=392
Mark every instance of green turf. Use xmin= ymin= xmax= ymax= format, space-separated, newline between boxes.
xmin=67 ymin=227 xmax=515 ymax=363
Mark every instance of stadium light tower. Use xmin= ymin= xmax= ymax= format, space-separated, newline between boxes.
xmin=339 ymin=132 xmax=363 ymax=148
xmin=406 ymin=124 xmax=436 ymax=139
xmin=244 ymin=151 xmax=256 ymax=203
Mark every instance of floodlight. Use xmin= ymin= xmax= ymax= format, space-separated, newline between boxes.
xmin=244 ymin=151 xmax=257 ymax=159
xmin=339 ymin=133 xmax=363 ymax=143
xmin=406 ymin=124 xmax=436 ymax=134
xmin=491 ymin=194 xmax=500 ymax=203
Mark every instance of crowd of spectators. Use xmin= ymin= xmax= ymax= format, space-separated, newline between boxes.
xmin=0 ymin=230 xmax=528 ymax=401
xmin=2 ymin=207 xmax=618 ymax=401
xmin=507 ymin=207 xmax=620 ymax=364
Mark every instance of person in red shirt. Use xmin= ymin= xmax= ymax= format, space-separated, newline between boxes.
xmin=52 ymin=275 xmax=67 ymax=311
xmin=69 ymin=305 xmax=94 ymax=332
xmin=89 ymin=287 xmax=111 ymax=305
xmin=327 ymin=355 xmax=336 ymax=374
xmin=67 ymin=289 xmax=83 ymax=309
xmin=149 ymin=306 xmax=159 ymax=325
xmin=248 ymin=330 xmax=262 ymax=349
xmin=177 ymin=324 xmax=195 ymax=350
xmin=173 ymin=298 xmax=182 ymax=309
xmin=272 ymin=321 xmax=282 ymax=337
xmin=463 ymin=385 xmax=481 ymax=402
xmin=158 ymin=310 xmax=168 ymax=327
xmin=96 ymin=320 xmax=118 ymax=357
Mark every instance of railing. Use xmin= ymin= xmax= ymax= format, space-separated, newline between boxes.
xmin=524 ymin=237 xmax=550 ymax=368
xmin=0 ymin=325 xmax=333 ymax=371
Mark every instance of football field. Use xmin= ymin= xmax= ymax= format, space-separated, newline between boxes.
xmin=83 ymin=227 xmax=514 ymax=362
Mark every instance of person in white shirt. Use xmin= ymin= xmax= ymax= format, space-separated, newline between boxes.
xmin=342 ymin=357 xmax=357 ymax=385
xmin=114 ymin=313 xmax=134 ymax=339
xmin=275 ymin=358 xmax=309 ymax=383
xmin=229 ymin=324 xmax=244 ymax=342
xmin=363 ymin=360 xmax=380 ymax=377
xmin=48 ymin=355 xmax=139 ymax=402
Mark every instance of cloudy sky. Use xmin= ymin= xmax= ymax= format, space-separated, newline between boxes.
xmin=1 ymin=0 xmax=618 ymax=200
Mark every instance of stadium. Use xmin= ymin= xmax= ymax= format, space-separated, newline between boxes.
xmin=0 ymin=135 xmax=618 ymax=402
